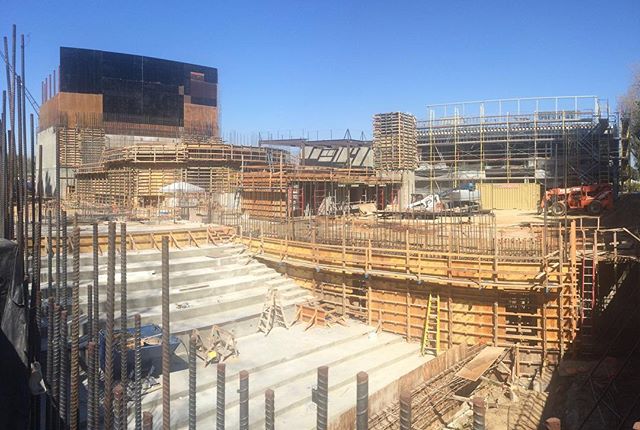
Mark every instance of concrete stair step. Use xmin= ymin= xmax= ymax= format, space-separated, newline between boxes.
xmin=77 ymin=271 xmax=284 ymax=312
xmin=42 ymin=261 xmax=265 ymax=298
xmin=40 ymin=251 xmax=251 ymax=283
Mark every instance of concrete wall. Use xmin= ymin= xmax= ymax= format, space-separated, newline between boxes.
xmin=37 ymin=127 xmax=57 ymax=198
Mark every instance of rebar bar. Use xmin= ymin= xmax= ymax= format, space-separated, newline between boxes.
xmin=189 ymin=332 xmax=197 ymax=430
xmin=216 ymin=363 xmax=225 ymax=430
xmin=120 ymin=223 xmax=128 ymax=403
xmin=59 ymin=309 xmax=68 ymax=427
xmin=399 ymin=390 xmax=411 ymax=430
xmin=265 ymin=389 xmax=275 ymax=430
xmin=46 ymin=297 xmax=54 ymax=427
xmin=134 ymin=314 xmax=142 ymax=430
xmin=113 ymin=383 xmax=124 ymax=430
xmin=69 ymin=227 xmax=80 ymax=429
xmin=161 ymin=235 xmax=170 ymax=430
xmin=52 ymin=304 xmax=60 ymax=405
xmin=356 ymin=372 xmax=368 ymax=430
xmin=472 ymin=397 xmax=486 ymax=430
xmin=87 ymin=341 xmax=96 ymax=430
xmin=143 ymin=411 xmax=153 ymax=430
xmin=92 ymin=222 xmax=99 ymax=341
xmin=48 ymin=209 xmax=53 ymax=300
xmin=239 ymin=370 xmax=249 ymax=430
xmin=314 ymin=366 xmax=329 ymax=430
xmin=104 ymin=221 xmax=116 ymax=430
xmin=61 ymin=210 xmax=68 ymax=308
xmin=87 ymin=283 xmax=93 ymax=342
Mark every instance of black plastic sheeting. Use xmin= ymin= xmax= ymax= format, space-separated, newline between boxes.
xmin=0 ymin=239 xmax=29 ymax=429
xmin=59 ymin=47 xmax=218 ymax=126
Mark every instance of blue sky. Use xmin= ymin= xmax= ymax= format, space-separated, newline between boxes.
xmin=2 ymin=0 xmax=639 ymax=143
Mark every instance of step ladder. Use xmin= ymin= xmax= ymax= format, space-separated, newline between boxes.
xmin=257 ymin=288 xmax=289 ymax=336
xmin=420 ymin=293 xmax=440 ymax=356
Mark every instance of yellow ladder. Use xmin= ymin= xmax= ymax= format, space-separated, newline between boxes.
xmin=421 ymin=293 xmax=440 ymax=355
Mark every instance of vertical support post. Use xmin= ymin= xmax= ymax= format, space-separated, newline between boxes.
xmin=189 ymin=332 xmax=197 ymax=430
xmin=313 ymin=366 xmax=329 ymax=430
xmin=161 ymin=236 xmax=171 ymax=430
xmin=472 ymin=397 xmax=486 ymax=430
xmin=406 ymin=284 xmax=411 ymax=341
xmin=239 ymin=370 xmax=249 ymax=430
xmin=356 ymin=372 xmax=368 ymax=430
xmin=367 ymin=283 xmax=372 ymax=326
xmin=104 ymin=221 xmax=116 ymax=430
xmin=216 ymin=363 xmax=225 ymax=430
xmin=447 ymin=293 xmax=453 ymax=349
xmin=399 ymin=390 xmax=411 ymax=430
xmin=265 ymin=389 xmax=275 ymax=430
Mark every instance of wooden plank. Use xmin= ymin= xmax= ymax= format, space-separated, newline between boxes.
xmin=455 ymin=346 xmax=505 ymax=381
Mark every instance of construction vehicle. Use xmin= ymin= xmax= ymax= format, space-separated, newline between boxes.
xmin=540 ymin=183 xmax=613 ymax=216
xmin=408 ymin=193 xmax=444 ymax=211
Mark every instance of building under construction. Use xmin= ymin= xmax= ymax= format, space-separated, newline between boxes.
xmin=2 ymin=30 xmax=640 ymax=430
xmin=417 ymin=96 xmax=620 ymax=193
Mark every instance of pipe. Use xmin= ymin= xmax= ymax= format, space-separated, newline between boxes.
xmin=189 ymin=332 xmax=197 ymax=430
xmin=239 ymin=370 xmax=249 ymax=430
xmin=472 ymin=397 xmax=486 ymax=430
xmin=216 ymin=363 xmax=225 ymax=430
xmin=162 ymin=235 xmax=171 ymax=430
xmin=356 ymin=372 xmax=368 ymax=430
xmin=399 ymin=390 xmax=411 ymax=430
xmin=104 ymin=221 xmax=116 ymax=430
xmin=265 ymin=389 xmax=275 ymax=430
xmin=134 ymin=314 xmax=143 ymax=430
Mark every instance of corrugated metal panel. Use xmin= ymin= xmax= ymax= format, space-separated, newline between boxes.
xmin=478 ymin=183 xmax=541 ymax=210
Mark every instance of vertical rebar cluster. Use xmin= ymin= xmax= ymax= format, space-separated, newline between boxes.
xmin=188 ymin=332 xmax=197 ymax=430
xmin=161 ymin=235 xmax=171 ymax=430
xmin=472 ymin=397 xmax=486 ymax=430
xmin=52 ymin=304 xmax=60 ymax=415
xmin=104 ymin=221 xmax=116 ymax=429
xmin=113 ymin=383 xmax=124 ymax=430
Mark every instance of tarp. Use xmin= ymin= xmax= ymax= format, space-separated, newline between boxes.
xmin=160 ymin=181 xmax=205 ymax=193
xmin=0 ymin=239 xmax=29 ymax=428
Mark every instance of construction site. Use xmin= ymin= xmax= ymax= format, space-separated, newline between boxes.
xmin=1 ymin=22 xmax=640 ymax=430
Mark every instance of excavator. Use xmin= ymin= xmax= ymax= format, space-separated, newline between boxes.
xmin=540 ymin=183 xmax=613 ymax=216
